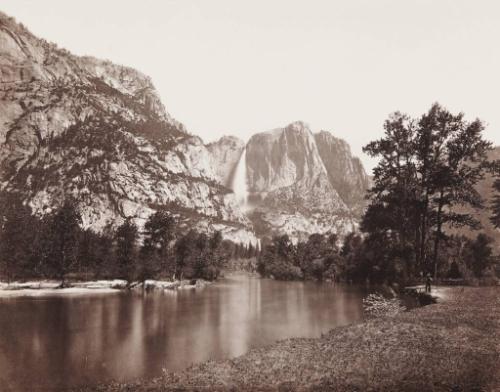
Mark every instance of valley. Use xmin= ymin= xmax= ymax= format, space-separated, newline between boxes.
xmin=1 ymin=7 xmax=500 ymax=392
xmin=0 ymin=10 xmax=369 ymax=247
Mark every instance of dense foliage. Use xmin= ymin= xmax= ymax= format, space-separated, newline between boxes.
xmin=0 ymin=194 xmax=253 ymax=283
xmin=258 ymin=233 xmax=347 ymax=282
xmin=362 ymin=103 xmax=497 ymax=281
xmin=257 ymin=230 xmax=497 ymax=284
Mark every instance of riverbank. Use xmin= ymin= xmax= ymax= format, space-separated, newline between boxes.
xmin=0 ymin=278 xmax=210 ymax=297
xmin=88 ymin=286 xmax=499 ymax=391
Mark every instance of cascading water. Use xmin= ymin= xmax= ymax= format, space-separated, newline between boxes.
xmin=231 ymin=148 xmax=249 ymax=209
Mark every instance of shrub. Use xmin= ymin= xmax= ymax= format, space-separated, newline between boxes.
xmin=363 ymin=293 xmax=405 ymax=318
xmin=266 ymin=260 xmax=303 ymax=281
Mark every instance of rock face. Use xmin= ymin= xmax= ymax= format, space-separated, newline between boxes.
xmin=0 ymin=11 xmax=371 ymax=245
xmin=314 ymin=131 xmax=371 ymax=214
xmin=206 ymin=136 xmax=245 ymax=187
xmin=0 ymin=12 xmax=256 ymax=244
xmin=244 ymin=121 xmax=365 ymax=242
xmin=247 ymin=122 xmax=328 ymax=193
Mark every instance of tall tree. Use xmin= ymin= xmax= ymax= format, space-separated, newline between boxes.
xmin=45 ymin=200 xmax=82 ymax=285
xmin=363 ymin=111 xmax=421 ymax=279
xmin=0 ymin=193 xmax=36 ymax=282
xmin=114 ymin=219 xmax=138 ymax=282
xmin=421 ymin=106 xmax=491 ymax=277
xmin=78 ymin=228 xmax=114 ymax=279
xmin=193 ymin=233 xmax=209 ymax=279
xmin=207 ymin=231 xmax=225 ymax=279
xmin=363 ymin=103 xmax=493 ymax=281
xmin=174 ymin=230 xmax=198 ymax=280
xmin=141 ymin=210 xmax=176 ymax=279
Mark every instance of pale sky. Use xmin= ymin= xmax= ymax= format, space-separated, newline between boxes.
xmin=2 ymin=0 xmax=500 ymax=172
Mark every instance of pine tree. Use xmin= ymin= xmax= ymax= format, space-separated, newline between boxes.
xmin=140 ymin=210 xmax=176 ymax=280
xmin=208 ymin=231 xmax=224 ymax=278
xmin=192 ymin=233 xmax=208 ymax=279
xmin=45 ymin=199 xmax=82 ymax=285
xmin=174 ymin=230 xmax=198 ymax=280
xmin=114 ymin=219 xmax=138 ymax=282
xmin=247 ymin=243 xmax=255 ymax=259
xmin=93 ymin=229 xmax=114 ymax=279
xmin=0 ymin=193 xmax=35 ymax=282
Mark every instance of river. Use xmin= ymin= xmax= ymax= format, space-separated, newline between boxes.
xmin=0 ymin=274 xmax=368 ymax=390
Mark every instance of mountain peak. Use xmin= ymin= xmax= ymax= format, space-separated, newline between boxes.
xmin=207 ymin=135 xmax=245 ymax=148
xmin=285 ymin=121 xmax=310 ymax=132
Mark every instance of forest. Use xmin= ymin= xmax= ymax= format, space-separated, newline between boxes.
xmin=0 ymin=195 xmax=257 ymax=284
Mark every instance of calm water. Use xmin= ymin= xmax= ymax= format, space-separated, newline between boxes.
xmin=0 ymin=275 xmax=367 ymax=390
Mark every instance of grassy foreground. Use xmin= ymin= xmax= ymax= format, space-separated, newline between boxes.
xmin=86 ymin=287 xmax=500 ymax=391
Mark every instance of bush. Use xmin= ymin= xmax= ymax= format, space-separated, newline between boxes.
xmin=447 ymin=261 xmax=462 ymax=279
xmin=266 ymin=260 xmax=303 ymax=281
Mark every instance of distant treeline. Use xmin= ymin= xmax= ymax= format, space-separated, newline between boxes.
xmin=0 ymin=195 xmax=258 ymax=284
xmin=258 ymin=231 xmax=498 ymax=284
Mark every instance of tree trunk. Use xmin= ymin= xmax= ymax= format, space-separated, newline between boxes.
xmin=414 ymin=214 xmax=422 ymax=274
xmin=432 ymin=190 xmax=445 ymax=279
xmin=419 ymin=192 xmax=429 ymax=273
xmin=419 ymin=132 xmax=431 ymax=274
xmin=60 ymin=236 xmax=66 ymax=287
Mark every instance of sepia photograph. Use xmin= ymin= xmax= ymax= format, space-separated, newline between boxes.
xmin=0 ymin=1 xmax=499 ymax=391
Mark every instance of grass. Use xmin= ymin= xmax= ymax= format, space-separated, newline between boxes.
xmin=80 ymin=287 xmax=500 ymax=391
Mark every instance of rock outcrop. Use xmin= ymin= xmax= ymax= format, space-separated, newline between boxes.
xmin=206 ymin=136 xmax=245 ymax=187
xmin=0 ymin=12 xmax=256 ymax=244
xmin=246 ymin=122 xmax=329 ymax=193
xmin=314 ymin=130 xmax=371 ymax=215
xmin=244 ymin=121 xmax=362 ymax=242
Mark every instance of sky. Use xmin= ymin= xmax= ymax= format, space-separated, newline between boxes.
xmin=2 ymin=0 xmax=500 ymax=172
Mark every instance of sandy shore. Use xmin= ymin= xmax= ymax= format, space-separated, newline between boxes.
xmin=0 ymin=279 xmax=210 ymax=297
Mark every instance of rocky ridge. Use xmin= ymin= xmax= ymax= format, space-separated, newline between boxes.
xmin=206 ymin=135 xmax=245 ymax=187
xmin=0 ymin=11 xmax=256 ymax=244
xmin=314 ymin=130 xmax=371 ymax=215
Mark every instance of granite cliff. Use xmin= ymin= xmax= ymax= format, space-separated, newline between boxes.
xmin=0 ymin=11 xmax=256 ymax=244
xmin=0 ymin=11 xmax=372 ymax=245
xmin=206 ymin=121 xmax=369 ymax=242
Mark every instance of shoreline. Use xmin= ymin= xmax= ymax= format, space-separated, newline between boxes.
xmin=0 ymin=278 xmax=211 ymax=297
xmin=87 ymin=286 xmax=500 ymax=391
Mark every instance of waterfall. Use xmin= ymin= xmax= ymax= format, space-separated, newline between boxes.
xmin=231 ymin=148 xmax=249 ymax=208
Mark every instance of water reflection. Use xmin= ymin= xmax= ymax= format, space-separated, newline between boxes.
xmin=0 ymin=275 xmax=365 ymax=390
